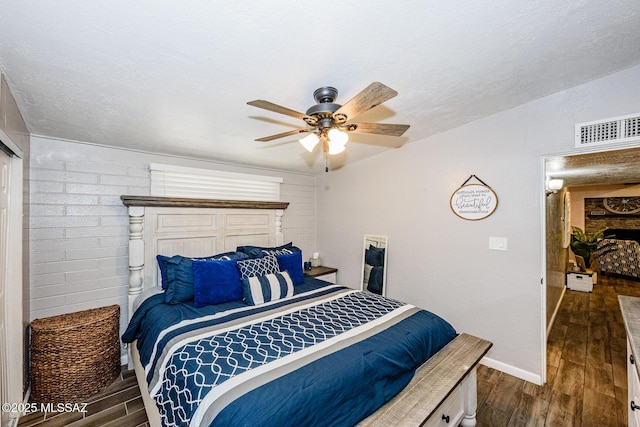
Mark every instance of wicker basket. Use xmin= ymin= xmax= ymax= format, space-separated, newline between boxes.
xmin=30 ymin=305 xmax=121 ymax=404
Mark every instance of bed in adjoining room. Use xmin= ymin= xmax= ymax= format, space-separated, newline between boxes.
xmin=120 ymin=195 xmax=492 ymax=427
xmin=596 ymin=233 xmax=640 ymax=280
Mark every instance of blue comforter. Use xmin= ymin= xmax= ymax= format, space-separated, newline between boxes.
xmin=122 ymin=278 xmax=456 ymax=427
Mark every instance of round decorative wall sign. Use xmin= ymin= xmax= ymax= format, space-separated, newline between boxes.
xmin=450 ymin=183 xmax=498 ymax=220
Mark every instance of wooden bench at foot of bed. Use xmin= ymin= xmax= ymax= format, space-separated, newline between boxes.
xmin=359 ymin=333 xmax=492 ymax=427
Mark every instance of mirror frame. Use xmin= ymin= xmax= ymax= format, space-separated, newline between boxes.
xmin=360 ymin=235 xmax=388 ymax=296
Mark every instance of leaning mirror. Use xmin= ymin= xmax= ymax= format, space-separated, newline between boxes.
xmin=361 ymin=235 xmax=388 ymax=296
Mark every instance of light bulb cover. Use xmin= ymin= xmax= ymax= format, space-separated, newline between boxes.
xmin=327 ymin=128 xmax=348 ymax=146
xmin=547 ymin=179 xmax=563 ymax=191
xmin=299 ymin=133 xmax=319 ymax=152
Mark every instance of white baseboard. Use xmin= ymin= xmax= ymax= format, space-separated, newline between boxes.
xmin=546 ymin=286 xmax=566 ymax=337
xmin=480 ymin=356 xmax=543 ymax=385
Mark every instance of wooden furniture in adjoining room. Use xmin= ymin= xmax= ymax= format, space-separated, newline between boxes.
xmin=619 ymin=295 xmax=640 ymax=426
xmin=30 ymin=305 xmax=120 ymax=404
xmin=304 ymin=265 xmax=338 ymax=283
xmin=629 ymin=338 xmax=640 ymax=427
xmin=121 ymin=195 xmax=491 ymax=427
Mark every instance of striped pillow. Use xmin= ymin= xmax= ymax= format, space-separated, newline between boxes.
xmin=242 ymin=271 xmax=294 ymax=305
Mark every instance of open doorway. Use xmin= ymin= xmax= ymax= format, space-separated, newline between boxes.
xmin=543 ymin=145 xmax=640 ymax=382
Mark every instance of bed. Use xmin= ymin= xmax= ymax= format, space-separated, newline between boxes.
xmin=120 ymin=195 xmax=491 ymax=427
xmin=596 ymin=238 xmax=640 ymax=279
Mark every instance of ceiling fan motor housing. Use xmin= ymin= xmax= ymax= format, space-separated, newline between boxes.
xmin=313 ymin=86 xmax=338 ymax=103
xmin=306 ymin=86 xmax=342 ymax=117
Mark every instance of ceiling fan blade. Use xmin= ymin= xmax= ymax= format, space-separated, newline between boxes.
xmin=255 ymin=128 xmax=310 ymax=142
xmin=347 ymin=123 xmax=410 ymax=137
xmin=247 ymin=100 xmax=311 ymax=121
xmin=334 ymin=82 xmax=398 ymax=121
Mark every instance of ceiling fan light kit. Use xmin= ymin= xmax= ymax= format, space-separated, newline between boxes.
xmin=299 ymin=133 xmax=320 ymax=152
xmin=247 ymin=82 xmax=410 ymax=170
xmin=327 ymin=127 xmax=348 ymax=145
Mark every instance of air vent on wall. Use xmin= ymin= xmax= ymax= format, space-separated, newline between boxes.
xmin=575 ymin=113 xmax=640 ymax=148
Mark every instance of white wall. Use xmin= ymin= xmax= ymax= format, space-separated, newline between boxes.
xmin=316 ymin=64 xmax=640 ymax=383
xmin=27 ymin=137 xmax=316 ymax=352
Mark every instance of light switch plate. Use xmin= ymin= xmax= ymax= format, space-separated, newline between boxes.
xmin=489 ymin=236 xmax=508 ymax=251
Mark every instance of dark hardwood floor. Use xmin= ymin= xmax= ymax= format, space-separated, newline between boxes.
xmin=18 ymin=274 xmax=639 ymax=426
xmin=476 ymin=273 xmax=640 ymax=426
xmin=17 ymin=367 xmax=149 ymax=427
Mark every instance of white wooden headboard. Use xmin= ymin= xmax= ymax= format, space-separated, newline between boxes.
xmin=121 ymin=196 xmax=289 ymax=318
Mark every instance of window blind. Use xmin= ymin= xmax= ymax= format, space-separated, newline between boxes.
xmin=149 ymin=163 xmax=282 ymax=201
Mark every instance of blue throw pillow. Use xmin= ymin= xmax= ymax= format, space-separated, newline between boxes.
xmin=242 ymin=271 xmax=294 ymax=305
xmin=157 ymin=252 xmax=248 ymax=304
xmin=237 ymin=255 xmax=280 ymax=279
xmin=365 ymin=245 xmax=385 ymax=267
xmin=275 ymin=251 xmax=304 ymax=285
xmin=192 ymin=259 xmax=243 ymax=308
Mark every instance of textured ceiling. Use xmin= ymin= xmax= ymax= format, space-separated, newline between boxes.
xmin=546 ymin=147 xmax=640 ymax=188
xmin=1 ymin=0 xmax=640 ymax=174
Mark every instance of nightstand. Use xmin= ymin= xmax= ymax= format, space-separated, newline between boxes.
xmin=305 ymin=266 xmax=338 ymax=283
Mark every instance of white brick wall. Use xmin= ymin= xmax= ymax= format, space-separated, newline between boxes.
xmin=28 ymin=136 xmax=317 ymax=355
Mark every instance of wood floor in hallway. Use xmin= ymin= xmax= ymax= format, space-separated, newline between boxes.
xmin=476 ymin=273 xmax=640 ymax=426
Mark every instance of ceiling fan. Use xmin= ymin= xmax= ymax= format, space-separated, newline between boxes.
xmin=247 ymin=82 xmax=410 ymax=159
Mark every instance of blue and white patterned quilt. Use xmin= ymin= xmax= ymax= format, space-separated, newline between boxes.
xmin=123 ymin=279 xmax=456 ymax=427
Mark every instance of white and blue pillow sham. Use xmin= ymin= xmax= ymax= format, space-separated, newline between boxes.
xmin=242 ymin=271 xmax=294 ymax=305
xmin=237 ymin=255 xmax=280 ymax=279
xmin=236 ymin=242 xmax=301 ymax=258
